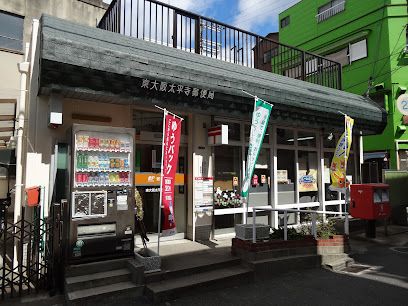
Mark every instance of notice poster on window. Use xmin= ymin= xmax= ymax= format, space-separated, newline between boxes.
xmin=194 ymin=177 xmax=214 ymax=211
xmin=298 ymin=169 xmax=318 ymax=192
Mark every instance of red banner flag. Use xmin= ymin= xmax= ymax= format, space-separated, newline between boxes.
xmin=160 ymin=113 xmax=182 ymax=236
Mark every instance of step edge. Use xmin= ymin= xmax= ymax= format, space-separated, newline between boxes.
xmin=146 ymin=268 xmax=253 ymax=292
xmin=65 ymin=268 xmax=131 ymax=284
xmin=67 ymin=281 xmax=140 ymax=301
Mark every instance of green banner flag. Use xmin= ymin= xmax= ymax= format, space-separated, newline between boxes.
xmin=242 ymin=98 xmax=273 ymax=198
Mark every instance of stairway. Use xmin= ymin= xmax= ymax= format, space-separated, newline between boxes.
xmin=64 ymin=258 xmax=144 ymax=305
xmin=144 ymin=248 xmax=253 ymax=303
xmin=240 ymin=246 xmax=323 ymax=279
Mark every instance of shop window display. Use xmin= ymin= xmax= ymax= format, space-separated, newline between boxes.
xmin=244 ymin=147 xmax=271 ymax=207
xmin=214 ymin=146 xmax=242 ymax=230
xmin=214 ymin=146 xmax=242 ymax=209
xmin=298 ymin=151 xmax=319 ymax=203
xmin=277 ymin=149 xmax=296 ymax=204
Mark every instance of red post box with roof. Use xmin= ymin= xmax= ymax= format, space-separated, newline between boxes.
xmin=350 ymin=184 xmax=391 ymax=220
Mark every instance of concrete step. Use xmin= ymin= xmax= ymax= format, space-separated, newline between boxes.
xmin=66 ymin=281 xmax=144 ymax=306
xmin=65 ymin=258 xmax=130 ymax=277
xmin=249 ymin=254 xmax=322 ymax=279
xmin=323 ymin=256 xmax=355 ymax=272
xmin=145 ymin=254 xmax=241 ymax=283
xmin=235 ymin=246 xmax=318 ymax=261
xmin=65 ymin=268 xmax=132 ymax=291
xmin=146 ymin=265 xmax=253 ymax=303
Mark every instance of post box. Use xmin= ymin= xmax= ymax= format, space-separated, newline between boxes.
xmin=26 ymin=186 xmax=41 ymax=207
xmin=350 ymin=184 xmax=391 ymax=220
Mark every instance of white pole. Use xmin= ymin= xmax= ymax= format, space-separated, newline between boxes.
xmin=157 ymin=109 xmax=167 ymax=255
xmin=283 ymin=211 xmax=288 ymax=241
xmin=14 ymin=61 xmax=29 ymax=225
xmin=344 ymin=114 xmax=348 ymax=217
xmin=252 ymin=208 xmax=256 ymax=243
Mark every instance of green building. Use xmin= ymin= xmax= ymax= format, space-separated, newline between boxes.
xmin=279 ymin=0 xmax=408 ymax=181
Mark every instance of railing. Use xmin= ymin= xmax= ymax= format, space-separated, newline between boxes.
xmin=251 ymin=206 xmax=349 ymax=243
xmin=98 ymin=0 xmax=342 ymax=90
xmin=316 ymin=1 xmax=346 ymax=23
xmin=0 ymin=202 xmax=65 ymax=300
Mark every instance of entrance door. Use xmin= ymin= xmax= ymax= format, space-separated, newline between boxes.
xmin=134 ymin=144 xmax=187 ymax=239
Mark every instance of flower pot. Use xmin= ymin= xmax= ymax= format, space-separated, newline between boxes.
xmin=134 ymin=248 xmax=161 ymax=272
xmin=235 ymin=224 xmax=270 ymax=241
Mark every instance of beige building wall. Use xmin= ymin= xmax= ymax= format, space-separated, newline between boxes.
xmin=0 ymin=0 xmax=108 ymax=45
xmin=0 ymin=0 xmax=108 ymax=212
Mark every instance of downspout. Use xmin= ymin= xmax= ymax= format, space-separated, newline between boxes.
xmin=14 ymin=60 xmax=29 ymax=224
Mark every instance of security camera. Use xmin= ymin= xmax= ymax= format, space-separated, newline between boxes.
xmin=327 ymin=133 xmax=333 ymax=141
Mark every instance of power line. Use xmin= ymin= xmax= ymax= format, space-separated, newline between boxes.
xmin=343 ymin=65 xmax=404 ymax=92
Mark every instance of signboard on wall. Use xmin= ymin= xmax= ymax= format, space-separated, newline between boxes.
xmin=208 ymin=125 xmax=228 ymax=146
xmin=194 ymin=177 xmax=214 ymax=211
xmin=298 ymin=170 xmax=318 ymax=192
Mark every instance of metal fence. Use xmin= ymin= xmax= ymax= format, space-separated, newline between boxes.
xmin=98 ymin=0 xmax=342 ymax=90
xmin=0 ymin=203 xmax=65 ymax=300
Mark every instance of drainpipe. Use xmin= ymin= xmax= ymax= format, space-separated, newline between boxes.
xmin=14 ymin=61 xmax=30 ymax=224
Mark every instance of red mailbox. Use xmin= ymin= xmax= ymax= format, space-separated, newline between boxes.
xmin=350 ymin=184 xmax=391 ymax=220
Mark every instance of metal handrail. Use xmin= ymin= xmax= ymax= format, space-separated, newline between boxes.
xmin=252 ymin=206 xmax=349 ymax=243
xmin=316 ymin=1 xmax=346 ymax=23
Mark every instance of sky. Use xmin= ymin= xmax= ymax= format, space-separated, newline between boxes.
xmin=102 ymin=0 xmax=301 ymax=35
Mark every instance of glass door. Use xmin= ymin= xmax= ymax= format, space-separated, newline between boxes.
xmin=134 ymin=144 xmax=187 ymax=235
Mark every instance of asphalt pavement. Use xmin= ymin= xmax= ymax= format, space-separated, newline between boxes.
xmin=3 ymin=226 xmax=408 ymax=306
xmin=164 ymin=227 xmax=408 ymax=306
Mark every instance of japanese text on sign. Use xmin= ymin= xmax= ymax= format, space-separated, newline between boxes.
xmin=141 ymin=78 xmax=215 ymax=100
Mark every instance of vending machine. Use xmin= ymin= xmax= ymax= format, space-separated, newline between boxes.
xmin=68 ymin=124 xmax=135 ymax=263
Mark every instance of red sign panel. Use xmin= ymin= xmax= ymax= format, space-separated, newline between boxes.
xmin=161 ymin=113 xmax=182 ymax=236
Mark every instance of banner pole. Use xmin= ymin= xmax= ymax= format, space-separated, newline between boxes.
xmin=157 ymin=109 xmax=167 ymax=256
xmin=344 ymin=114 xmax=348 ymax=217
xmin=244 ymin=98 xmax=257 ymax=224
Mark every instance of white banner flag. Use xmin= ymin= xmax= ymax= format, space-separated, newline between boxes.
xmin=242 ymin=98 xmax=273 ymax=198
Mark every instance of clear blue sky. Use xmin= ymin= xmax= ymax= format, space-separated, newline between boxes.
xmin=103 ymin=0 xmax=301 ymax=36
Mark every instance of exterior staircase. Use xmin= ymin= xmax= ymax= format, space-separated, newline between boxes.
xmin=234 ymin=245 xmax=322 ymax=279
xmin=64 ymin=258 xmax=144 ymax=305
xmin=144 ymin=248 xmax=253 ymax=303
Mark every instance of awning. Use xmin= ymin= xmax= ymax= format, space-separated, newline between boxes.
xmin=314 ymin=30 xmax=370 ymax=55
xmin=36 ymin=15 xmax=386 ymax=135
xmin=364 ymin=152 xmax=387 ymax=161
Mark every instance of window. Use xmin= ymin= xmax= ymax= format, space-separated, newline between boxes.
xmin=349 ymin=39 xmax=367 ymax=62
xmin=325 ymin=47 xmax=349 ymax=67
xmin=325 ymin=39 xmax=367 ymax=67
xmin=0 ymin=11 xmax=24 ymax=52
xmin=298 ymin=151 xmax=319 ymax=203
xmin=317 ymin=0 xmax=345 ymax=23
xmin=277 ymin=149 xmax=296 ymax=204
xmin=280 ymin=16 xmax=290 ymax=29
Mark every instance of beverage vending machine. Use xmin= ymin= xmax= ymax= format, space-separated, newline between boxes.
xmin=68 ymin=124 xmax=135 ymax=263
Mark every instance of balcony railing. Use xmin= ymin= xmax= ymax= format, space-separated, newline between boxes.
xmin=316 ymin=1 xmax=346 ymax=23
xmin=98 ymin=0 xmax=342 ymax=90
